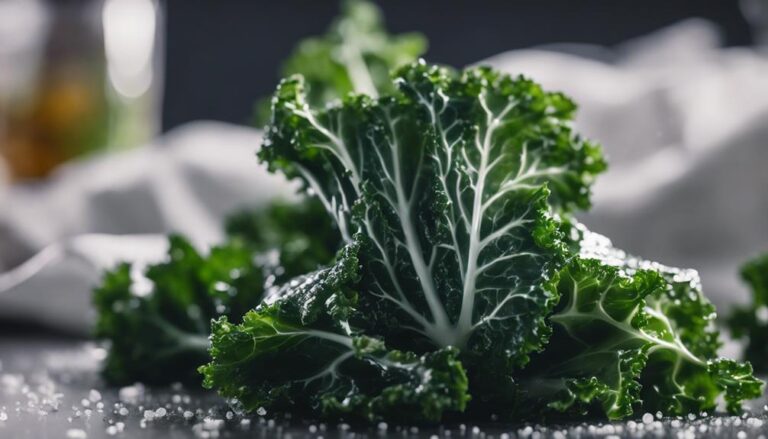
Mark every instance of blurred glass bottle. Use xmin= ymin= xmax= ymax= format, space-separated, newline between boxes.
xmin=0 ymin=0 xmax=161 ymax=182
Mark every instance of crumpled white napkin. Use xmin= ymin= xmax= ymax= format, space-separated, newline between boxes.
xmin=486 ymin=19 xmax=768 ymax=311
xmin=0 ymin=121 xmax=297 ymax=333
xmin=1 ymin=19 xmax=767 ymax=335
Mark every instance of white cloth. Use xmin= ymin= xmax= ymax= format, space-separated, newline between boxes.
xmin=0 ymin=121 xmax=297 ymax=333
xmin=485 ymin=19 xmax=768 ymax=311
xmin=1 ymin=19 xmax=767 ymax=334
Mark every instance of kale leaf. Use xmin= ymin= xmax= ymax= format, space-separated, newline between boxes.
xmin=518 ymin=255 xmax=761 ymax=420
xmin=520 ymin=223 xmax=762 ymax=419
xmin=94 ymin=199 xmax=338 ymax=385
xmin=729 ymin=253 xmax=768 ymax=373
xmin=254 ymin=0 xmax=426 ymax=125
xmin=203 ymin=60 xmax=762 ymax=421
xmin=261 ymin=61 xmax=604 ymax=365
xmin=204 ymin=61 xmax=605 ymax=418
xmin=200 ymin=243 xmax=469 ymax=421
xmin=94 ymin=236 xmax=263 ymax=385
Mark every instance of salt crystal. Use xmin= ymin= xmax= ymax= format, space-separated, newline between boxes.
xmin=66 ymin=429 xmax=87 ymax=439
xmin=88 ymin=389 xmax=102 ymax=402
xmin=118 ymin=385 xmax=143 ymax=404
xmin=256 ymin=407 xmax=266 ymax=416
xmin=155 ymin=407 xmax=167 ymax=418
xmin=143 ymin=410 xmax=156 ymax=421
xmin=642 ymin=413 xmax=654 ymax=424
xmin=106 ymin=426 xmax=118 ymax=436
xmin=0 ymin=411 xmax=7 ymax=421
xmin=737 ymin=431 xmax=747 ymax=439
xmin=203 ymin=417 xmax=224 ymax=430
xmin=118 ymin=407 xmax=129 ymax=416
xmin=183 ymin=410 xmax=194 ymax=420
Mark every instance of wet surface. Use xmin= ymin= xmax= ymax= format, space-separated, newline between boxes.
xmin=1 ymin=336 xmax=767 ymax=438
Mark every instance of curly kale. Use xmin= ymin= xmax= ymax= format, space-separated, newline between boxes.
xmin=94 ymin=200 xmax=338 ymax=385
xmin=254 ymin=0 xmax=426 ymax=125
xmin=200 ymin=243 xmax=469 ymax=421
xmin=517 ymin=257 xmax=761 ymax=420
xmin=93 ymin=236 xmax=263 ymax=385
xmin=201 ymin=61 xmax=762 ymax=422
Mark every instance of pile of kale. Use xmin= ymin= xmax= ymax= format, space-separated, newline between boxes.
xmin=94 ymin=0 xmax=764 ymax=424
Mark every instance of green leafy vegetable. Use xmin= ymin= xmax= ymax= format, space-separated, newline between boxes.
xmin=255 ymin=0 xmax=426 ymax=124
xmin=517 ymin=255 xmax=761 ymax=420
xmin=94 ymin=200 xmax=338 ymax=385
xmin=94 ymin=236 xmax=264 ymax=385
xmin=201 ymin=59 xmax=763 ymax=422
xmin=260 ymin=61 xmax=603 ymax=362
xmin=200 ymin=244 xmax=469 ymax=421
xmin=729 ymin=253 xmax=768 ymax=373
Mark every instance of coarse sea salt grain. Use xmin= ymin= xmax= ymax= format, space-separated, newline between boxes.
xmin=66 ymin=429 xmax=87 ymax=439
xmin=88 ymin=389 xmax=102 ymax=402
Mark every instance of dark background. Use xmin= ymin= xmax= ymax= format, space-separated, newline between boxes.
xmin=162 ymin=0 xmax=753 ymax=132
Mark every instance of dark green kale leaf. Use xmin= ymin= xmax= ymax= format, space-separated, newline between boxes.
xmin=254 ymin=0 xmax=426 ymax=124
xmin=94 ymin=235 xmax=264 ymax=385
xmin=94 ymin=199 xmax=340 ymax=385
xmin=200 ymin=242 xmax=469 ymax=422
xmin=260 ymin=60 xmax=605 ymax=372
xmin=208 ymin=58 xmax=762 ymax=422
xmin=517 ymin=254 xmax=762 ymax=420
xmin=573 ymin=222 xmax=721 ymax=359
xmin=516 ymin=258 xmax=659 ymax=420
xmin=537 ymin=223 xmax=763 ymax=418
xmin=729 ymin=253 xmax=768 ymax=373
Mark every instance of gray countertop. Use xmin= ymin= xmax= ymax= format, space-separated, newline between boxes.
xmin=1 ymin=335 xmax=767 ymax=439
